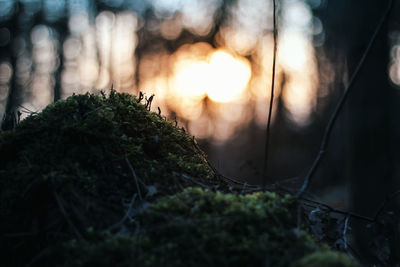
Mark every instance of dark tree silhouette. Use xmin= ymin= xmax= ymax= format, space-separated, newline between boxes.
xmin=322 ymin=0 xmax=400 ymax=263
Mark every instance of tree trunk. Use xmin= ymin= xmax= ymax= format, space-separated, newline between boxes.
xmin=323 ymin=0 xmax=399 ymax=262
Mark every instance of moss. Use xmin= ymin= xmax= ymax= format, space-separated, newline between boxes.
xmin=0 ymin=91 xmax=220 ymax=265
xmin=290 ymin=251 xmax=358 ymax=267
xmin=33 ymin=188 xmax=353 ymax=267
xmin=33 ymin=234 xmax=136 ymax=267
xmin=0 ymin=91 xmax=215 ymax=201
xmin=0 ymin=91 xmax=355 ymax=266
xmin=0 ymin=91 xmax=215 ymax=200
xmin=135 ymin=188 xmax=318 ymax=267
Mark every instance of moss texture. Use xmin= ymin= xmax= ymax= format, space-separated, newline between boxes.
xmin=32 ymin=188 xmax=357 ymax=267
xmin=135 ymin=188 xmax=320 ymax=267
xmin=291 ymin=251 xmax=357 ymax=267
xmin=0 ymin=91 xmax=356 ymax=266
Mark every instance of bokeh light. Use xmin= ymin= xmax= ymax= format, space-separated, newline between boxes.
xmin=169 ymin=44 xmax=251 ymax=104
xmin=0 ymin=0 xmax=321 ymax=140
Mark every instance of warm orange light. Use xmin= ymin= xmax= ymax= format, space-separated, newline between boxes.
xmin=170 ymin=59 xmax=209 ymax=99
xmin=207 ymin=50 xmax=251 ymax=102
xmin=169 ymin=46 xmax=251 ymax=104
xmin=279 ymin=31 xmax=310 ymax=71
xmin=279 ymin=31 xmax=318 ymax=125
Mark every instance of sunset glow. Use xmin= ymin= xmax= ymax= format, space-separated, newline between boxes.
xmin=170 ymin=46 xmax=251 ymax=103
xmin=279 ymin=30 xmax=318 ymax=124
xmin=207 ymin=51 xmax=251 ymax=102
xmin=1 ymin=0 xmax=321 ymax=141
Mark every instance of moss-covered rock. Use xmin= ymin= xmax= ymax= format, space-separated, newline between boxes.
xmin=0 ymin=91 xmax=356 ymax=266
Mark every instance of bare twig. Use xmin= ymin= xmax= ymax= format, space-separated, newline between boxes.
xmin=51 ymin=179 xmax=84 ymax=240
xmin=299 ymin=197 xmax=375 ymax=222
xmin=83 ymin=105 xmax=107 ymax=118
xmin=374 ymin=189 xmax=400 ymax=220
xmin=343 ymin=215 xmax=350 ymax=254
xmin=296 ymin=0 xmax=394 ymax=198
xmin=180 ymin=173 xmax=211 ymax=189
xmin=22 ymin=154 xmax=32 ymax=168
xmin=137 ymin=92 xmax=144 ymax=103
xmin=18 ymin=104 xmax=39 ymax=115
xmin=125 ymin=155 xmax=143 ymax=201
xmin=145 ymin=94 xmax=154 ymax=111
xmin=108 ymin=193 xmax=137 ymax=231
xmin=266 ymin=207 xmax=284 ymax=230
xmin=263 ymin=0 xmax=278 ymax=187
xmin=240 ymin=182 xmax=248 ymax=194
xmin=190 ymin=134 xmax=262 ymax=191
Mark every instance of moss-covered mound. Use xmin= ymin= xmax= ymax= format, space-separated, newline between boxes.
xmin=0 ymin=91 xmax=356 ymax=266
xmin=0 ymin=91 xmax=220 ymax=264
xmin=32 ymin=188 xmax=356 ymax=267
xmin=0 ymin=90 xmax=216 ymax=200
xmin=135 ymin=188 xmax=334 ymax=267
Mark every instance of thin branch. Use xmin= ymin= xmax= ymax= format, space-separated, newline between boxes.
xmin=125 ymin=154 xmax=143 ymax=201
xmin=83 ymin=105 xmax=107 ymax=118
xmin=266 ymin=207 xmax=284 ymax=230
xmin=374 ymin=189 xmax=400 ymax=220
xmin=190 ymin=135 xmax=261 ymax=190
xmin=240 ymin=182 xmax=248 ymax=194
xmin=108 ymin=193 xmax=137 ymax=231
xmin=180 ymin=173 xmax=212 ymax=189
xmin=299 ymin=197 xmax=375 ymax=222
xmin=296 ymin=0 xmax=394 ymax=198
xmin=18 ymin=104 xmax=39 ymax=115
xmin=343 ymin=215 xmax=350 ymax=252
xmin=263 ymin=0 xmax=278 ymax=187
xmin=51 ymin=179 xmax=84 ymax=240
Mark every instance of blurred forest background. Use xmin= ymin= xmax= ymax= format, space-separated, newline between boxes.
xmin=1 ymin=0 xmax=400 ymax=224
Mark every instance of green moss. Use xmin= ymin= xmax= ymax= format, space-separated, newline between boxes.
xmin=32 ymin=188 xmax=354 ymax=267
xmin=291 ymin=251 xmax=358 ymax=267
xmin=0 ymin=91 xmax=215 ymax=200
xmin=0 ymin=91 xmax=215 ymax=201
xmin=0 ymin=91 xmax=355 ymax=266
xmin=0 ymin=91 xmax=219 ymax=265
xmin=135 ymin=188 xmax=318 ymax=267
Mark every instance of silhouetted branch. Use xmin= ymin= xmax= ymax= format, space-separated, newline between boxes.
xmin=51 ymin=178 xmax=84 ymax=240
xmin=125 ymin=154 xmax=143 ymax=201
xmin=343 ymin=215 xmax=350 ymax=252
xmin=300 ymin=197 xmax=375 ymax=222
xmin=108 ymin=193 xmax=137 ymax=231
xmin=374 ymin=189 xmax=400 ymax=220
xmin=263 ymin=0 xmax=278 ymax=187
xmin=296 ymin=0 xmax=394 ymax=198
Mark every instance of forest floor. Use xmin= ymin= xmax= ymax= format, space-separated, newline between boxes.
xmin=0 ymin=91 xmax=357 ymax=266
